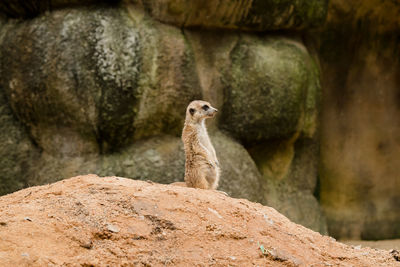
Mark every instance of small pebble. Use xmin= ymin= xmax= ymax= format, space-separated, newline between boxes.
xmin=263 ymin=214 xmax=274 ymax=225
xmin=24 ymin=217 xmax=32 ymax=222
xmin=107 ymin=224 xmax=120 ymax=233
xmin=80 ymin=241 xmax=93 ymax=249
xmin=208 ymin=208 xmax=223 ymax=219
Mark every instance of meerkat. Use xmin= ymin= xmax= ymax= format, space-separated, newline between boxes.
xmin=182 ymin=100 xmax=220 ymax=190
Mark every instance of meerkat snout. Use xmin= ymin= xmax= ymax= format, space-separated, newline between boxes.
xmin=208 ymin=107 xmax=218 ymax=117
xmin=182 ymin=100 xmax=220 ymax=190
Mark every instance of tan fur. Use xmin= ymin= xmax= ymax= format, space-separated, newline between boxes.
xmin=182 ymin=100 xmax=220 ymax=190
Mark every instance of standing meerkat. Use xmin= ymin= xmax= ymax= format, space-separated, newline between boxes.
xmin=182 ymin=100 xmax=220 ymax=190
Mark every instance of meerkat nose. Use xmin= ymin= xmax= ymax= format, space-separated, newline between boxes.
xmin=214 ymin=108 xmax=218 ymax=112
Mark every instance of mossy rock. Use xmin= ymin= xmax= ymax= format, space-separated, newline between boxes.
xmin=220 ymin=36 xmax=319 ymax=144
xmin=0 ymin=7 xmax=139 ymax=155
xmin=0 ymin=7 xmax=201 ymax=155
xmin=134 ymin=0 xmax=328 ymax=31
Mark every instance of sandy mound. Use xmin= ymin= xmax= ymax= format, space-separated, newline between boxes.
xmin=0 ymin=175 xmax=399 ymax=267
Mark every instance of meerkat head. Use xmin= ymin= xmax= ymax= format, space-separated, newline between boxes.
xmin=185 ymin=100 xmax=218 ymax=123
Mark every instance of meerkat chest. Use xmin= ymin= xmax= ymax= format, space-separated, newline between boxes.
xmin=196 ymin=124 xmax=215 ymax=158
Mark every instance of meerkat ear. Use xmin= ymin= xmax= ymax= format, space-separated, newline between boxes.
xmin=189 ymin=108 xmax=195 ymax=116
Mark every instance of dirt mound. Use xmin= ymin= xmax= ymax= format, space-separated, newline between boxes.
xmin=0 ymin=175 xmax=398 ymax=266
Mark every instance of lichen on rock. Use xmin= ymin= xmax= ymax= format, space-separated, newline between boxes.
xmin=220 ymin=36 xmax=319 ymax=144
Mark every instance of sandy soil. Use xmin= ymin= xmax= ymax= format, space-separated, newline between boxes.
xmin=0 ymin=174 xmax=399 ymax=267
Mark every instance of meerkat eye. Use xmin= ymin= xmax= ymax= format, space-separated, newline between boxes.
xmin=189 ymin=108 xmax=195 ymax=115
xmin=202 ymin=105 xmax=209 ymax=111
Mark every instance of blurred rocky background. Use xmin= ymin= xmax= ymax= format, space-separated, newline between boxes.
xmin=0 ymin=0 xmax=398 ymax=240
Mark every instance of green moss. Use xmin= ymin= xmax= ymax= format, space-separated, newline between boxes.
xmin=220 ymin=36 xmax=315 ymax=144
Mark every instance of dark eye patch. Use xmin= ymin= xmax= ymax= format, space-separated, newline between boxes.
xmin=202 ymin=105 xmax=209 ymax=111
xmin=189 ymin=108 xmax=195 ymax=115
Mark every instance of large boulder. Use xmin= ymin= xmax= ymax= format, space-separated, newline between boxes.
xmin=0 ymin=8 xmax=137 ymax=155
xmin=0 ymin=7 xmax=201 ymax=155
xmin=221 ymin=35 xmax=324 ymax=232
xmin=132 ymin=0 xmax=328 ymax=31
xmin=219 ymin=35 xmax=320 ymax=143
xmin=318 ymin=0 xmax=400 ymax=239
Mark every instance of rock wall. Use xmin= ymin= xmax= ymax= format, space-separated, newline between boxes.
xmin=318 ymin=0 xmax=400 ymax=240
xmin=0 ymin=0 xmax=327 ymax=234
